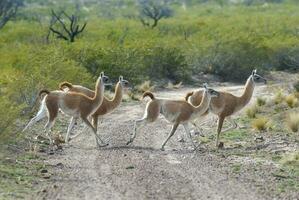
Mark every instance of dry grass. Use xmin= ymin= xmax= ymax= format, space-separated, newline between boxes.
xmin=286 ymin=112 xmax=299 ymax=132
xmin=126 ymin=91 xmax=140 ymax=101
xmin=285 ymin=94 xmax=298 ymax=108
xmin=274 ymin=90 xmax=285 ymax=105
xmin=246 ymin=105 xmax=258 ymax=118
xmin=252 ymin=117 xmax=270 ymax=131
xmin=52 ymin=132 xmax=65 ymax=146
xmin=293 ymin=81 xmax=299 ymax=92
xmin=256 ymin=97 xmax=266 ymax=106
xmin=136 ymin=80 xmax=155 ymax=93
xmin=165 ymin=81 xmax=183 ymax=89
xmin=280 ymin=151 xmax=299 ymax=166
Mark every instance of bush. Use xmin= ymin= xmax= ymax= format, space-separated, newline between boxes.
xmin=252 ymin=117 xmax=269 ymax=131
xmin=0 ymin=96 xmax=23 ymax=138
xmin=285 ymin=94 xmax=298 ymax=108
xmin=274 ymin=90 xmax=285 ymax=105
xmin=256 ymin=97 xmax=266 ymax=106
xmin=136 ymin=80 xmax=155 ymax=93
xmin=246 ymin=105 xmax=258 ymax=118
xmin=286 ymin=113 xmax=299 ymax=132
xmin=293 ymin=81 xmax=299 ymax=92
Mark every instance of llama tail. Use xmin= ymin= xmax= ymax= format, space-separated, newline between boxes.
xmin=38 ymin=89 xmax=50 ymax=99
xmin=59 ymin=81 xmax=73 ymax=90
xmin=185 ymin=91 xmax=194 ymax=101
xmin=142 ymin=91 xmax=155 ymax=100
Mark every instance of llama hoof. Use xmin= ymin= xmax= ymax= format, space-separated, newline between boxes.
xmin=160 ymin=147 xmax=165 ymax=151
xmin=126 ymin=140 xmax=133 ymax=145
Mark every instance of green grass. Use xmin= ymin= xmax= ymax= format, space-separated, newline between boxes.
xmin=0 ymin=153 xmax=42 ymax=199
xmin=231 ymin=164 xmax=242 ymax=173
xmin=222 ymin=129 xmax=249 ymax=141
xmin=275 ymin=157 xmax=299 ymax=194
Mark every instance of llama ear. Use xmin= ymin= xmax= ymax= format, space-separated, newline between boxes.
xmin=100 ymin=72 xmax=104 ymax=77
xmin=252 ymin=69 xmax=256 ymax=75
xmin=119 ymin=76 xmax=123 ymax=81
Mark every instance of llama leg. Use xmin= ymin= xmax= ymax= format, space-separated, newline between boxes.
xmin=44 ymin=120 xmax=55 ymax=145
xmin=191 ymin=121 xmax=204 ymax=136
xmin=44 ymin=102 xmax=58 ymax=145
xmin=70 ymin=117 xmax=94 ymax=140
xmin=65 ymin=117 xmax=77 ymax=143
xmin=70 ymin=116 xmax=95 ymax=140
xmin=22 ymin=105 xmax=47 ymax=132
xmin=161 ymin=123 xmax=179 ymax=151
xmin=82 ymin=117 xmax=108 ymax=147
xmin=222 ymin=117 xmax=238 ymax=133
xmin=183 ymin=123 xmax=197 ymax=149
xmin=216 ymin=116 xmax=225 ymax=148
xmin=92 ymin=115 xmax=99 ymax=133
xmin=126 ymin=118 xmax=147 ymax=145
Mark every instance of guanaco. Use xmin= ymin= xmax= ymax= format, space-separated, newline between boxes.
xmin=59 ymin=76 xmax=130 ymax=142
xmin=127 ymin=84 xmax=219 ymax=150
xmin=185 ymin=70 xmax=267 ymax=147
xmin=22 ymin=72 xmax=110 ymax=148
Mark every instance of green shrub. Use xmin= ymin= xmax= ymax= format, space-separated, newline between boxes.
xmin=285 ymin=94 xmax=298 ymax=108
xmin=293 ymin=81 xmax=299 ymax=92
xmin=246 ymin=105 xmax=259 ymax=118
xmin=252 ymin=117 xmax=270 ymax=131
xmin=286 ymin=113 xmax=299 ymax=132
xmin=256 ymin=97 xmax=266 ymax=106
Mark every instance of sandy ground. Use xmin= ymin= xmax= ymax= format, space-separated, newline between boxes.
xmin=29 ymin=83 xmax=278 ymax=200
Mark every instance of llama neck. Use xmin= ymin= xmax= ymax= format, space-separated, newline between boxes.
xmin=238 ymin=76 xmax=255 ymax=107
xmin=108 ymin=82 xmax=123 ymax=110
xmin=193 ymin=91 xmax=211 ymax=116
xmin=92 ymin=79 xmax=104 ymax=108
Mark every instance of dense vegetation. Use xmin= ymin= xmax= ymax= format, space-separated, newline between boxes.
xmin=0 ymin=0 xmax=299 ymax=138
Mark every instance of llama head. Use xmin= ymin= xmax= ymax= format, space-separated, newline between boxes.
xmin=251 ymin=69 xmax=267 ymax=84
xmin=203 ymin=83 xmax=219 ymax=98
xmin=98 ymin=72 xmax=110 ymax=86
xmin=119 ymin=75 xmax=131 ymax=90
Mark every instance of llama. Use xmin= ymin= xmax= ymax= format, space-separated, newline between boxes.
xmin=127 ymin=84 xmax=219 ymax=150
xmin=185 ymin=69 xmax=267 ymax=147
xmin=22 ymin=72 xmax=110 ymax=148
xmin=59 ymin=76 xmax=130 ymax=142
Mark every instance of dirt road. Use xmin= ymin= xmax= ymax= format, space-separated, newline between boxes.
xmin=34 ymin=85 xmax=270 ymax=200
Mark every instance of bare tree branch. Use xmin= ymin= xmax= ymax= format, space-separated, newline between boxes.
xmin=48 ymin=10 xmax=87 ymax=43
xmin=139 ymin=1 xmax=172 ymax=29
xmin=0 ymin=0 xmax=23 ymax=30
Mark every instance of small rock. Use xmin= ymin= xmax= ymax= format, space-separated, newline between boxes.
xmin=40 ymin=169 xmax=48 ymax=174
xmin=123 ymin=154 xmax=127 ymax=157
xmin=38 ymin=148 xmax=46 ymax=153
xmin=255 ymin=136 xmax=264 ymax=142
xmin=218 ymin=142 xmax=224 ymax=149
xmin=55 ymin=163 xmax=64 ymax=168
xmin=53 ymin=185 xmax=58 ymax=189
xmin=42 ymin=189 xmax=47 ymax=193
xmin=42 ymin=173 xmax=51 ymax=179
xmin=125 ymin=166 xmax=135 ymax=170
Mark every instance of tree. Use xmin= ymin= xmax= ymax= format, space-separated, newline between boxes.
xmin=139 ymin=0 xmax=173 ymax=28
xmin=49 ymin=10 xmax=87 ymax=43
xmin=0 ymin=0 xmax=23 ymax=29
